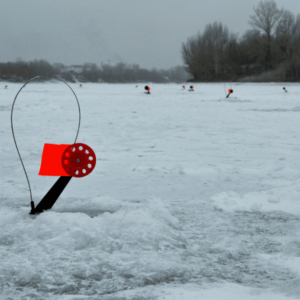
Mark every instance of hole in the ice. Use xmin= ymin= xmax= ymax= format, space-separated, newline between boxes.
xmin=79 ymin=146 xmax=83 ymax=150
xmin=53 ymin=209 xmax=113 ymax=218
xmin=52 ymin=199 xmax=117 ymax=217
xmin=88 ymin=164 xmax=92 ymax=168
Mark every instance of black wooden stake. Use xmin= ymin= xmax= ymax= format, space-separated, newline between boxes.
xmin=30 ymin=176 xmax=72 ymax=214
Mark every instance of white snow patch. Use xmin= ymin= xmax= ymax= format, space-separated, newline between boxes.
xmin=211 ymin=184 xmax=300 ymax=215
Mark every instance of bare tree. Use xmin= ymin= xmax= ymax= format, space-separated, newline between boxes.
xmin=182 ymin=22 xmax=230 ymax=80
xmin=249 ymin=0 xmax=283 ymax=68
xmin=275 ymin=10 xmax=297 ymax=61
xmin=181 ymin=35 xmax=202 ymax=79
xmin=293 ymin=15 xmax=300 ymax=47
xmin=202 ymin=22 xmax=229 ymax=77
xmin=249 ymin=0 xmax=283 ymax=39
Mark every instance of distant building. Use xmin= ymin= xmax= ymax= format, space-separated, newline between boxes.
xmin=63 ymin=65 xmax=84 ymax=74
xmin=84 ymin=63 xmax=97 ymax=69
xmin=57 ymin=63 xmax=98 ymax=74
xmin=53 ymin=63 xmax=64 ymax=70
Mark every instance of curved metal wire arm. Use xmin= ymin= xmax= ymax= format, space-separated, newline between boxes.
xmin=11 ymin=76 xmax=81 ymax=205
xmin=55 ymin=76 xmax=81 ymax=144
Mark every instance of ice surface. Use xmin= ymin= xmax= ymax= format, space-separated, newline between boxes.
xmin=1 ymin=82 xmax=300 ymax=299
xmin=211 ymin=184 xmax=300 ymax=215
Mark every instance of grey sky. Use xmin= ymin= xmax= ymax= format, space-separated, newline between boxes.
xmin=0 ymin=0 xmax=299 ymax=69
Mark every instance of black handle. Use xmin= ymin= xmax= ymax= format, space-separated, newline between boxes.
xmin=31 ymin=176 xmax=72 ymax=214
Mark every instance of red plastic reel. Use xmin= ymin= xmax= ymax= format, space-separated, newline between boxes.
xmin=61 ymin=143 xmax=96 ymax=178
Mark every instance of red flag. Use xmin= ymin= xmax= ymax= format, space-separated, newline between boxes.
xmin=39 ymin=144 xmax=71 ymax=176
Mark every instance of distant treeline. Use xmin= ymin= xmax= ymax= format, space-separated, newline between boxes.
xmin=182 ymin=0 xmax=300 ymax=82
xmin=0 ymin=60 xmax=189 ymax=83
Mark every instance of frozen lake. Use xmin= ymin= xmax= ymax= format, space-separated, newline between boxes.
xmin=1 ymin=82 xmax=300 ymax=299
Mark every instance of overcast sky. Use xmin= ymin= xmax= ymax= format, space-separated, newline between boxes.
xmin=0 ymin=0 xmax=299 ymax=69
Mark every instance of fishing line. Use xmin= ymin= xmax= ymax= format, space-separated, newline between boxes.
xmin=223 ymin=83 xmax=230 ymax=97
xmin=11 ymin=76 xmax=81 ymax=207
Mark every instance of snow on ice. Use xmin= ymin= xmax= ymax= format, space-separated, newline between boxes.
xmin=0 ymin=82 xmax=300 ymax=299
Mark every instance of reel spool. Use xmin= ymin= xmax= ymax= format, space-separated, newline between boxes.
xmin=62 ymin=143 xmax=96 ymax=178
